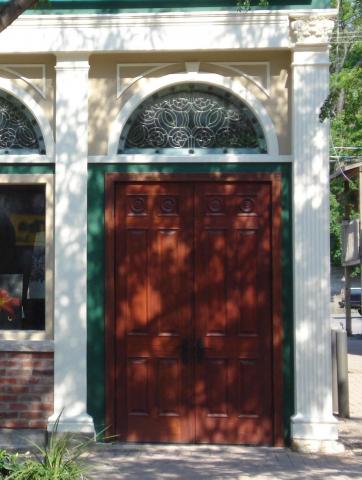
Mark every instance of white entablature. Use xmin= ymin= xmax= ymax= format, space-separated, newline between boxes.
xmin=0 ymin=9 xmax=336 ymax=53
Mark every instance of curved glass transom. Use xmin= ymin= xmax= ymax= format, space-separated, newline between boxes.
xmin=0 ymin=92 xmax=45 ymax=155
xmin=119 ymin=85 xmax=267 ymax=155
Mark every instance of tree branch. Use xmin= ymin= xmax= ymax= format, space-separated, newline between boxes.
xmin=0 ymin=0 xmax=38 ymax=33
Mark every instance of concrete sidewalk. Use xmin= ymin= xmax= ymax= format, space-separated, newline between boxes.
xmin=339 ymin=335 xmax=362 ymax=455
xmin=86 ymin=336 xmax=362 ymax=480
xmin=87 ymin=444 xmax=362 ymax=480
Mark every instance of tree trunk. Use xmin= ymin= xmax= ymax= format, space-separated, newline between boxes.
xmin=0 ymin=0 xmax=38 ymax=33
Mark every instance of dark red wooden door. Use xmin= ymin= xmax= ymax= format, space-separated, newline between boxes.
xmin=116 ymin=183 xmax=194 ymax=442
xmin=115 ymin=182 xmax=194 ymax=442
xmin=112 ymin=176 xmax=280 ymax=445
xmin=194 ymin=182 xmax=273 ymax=444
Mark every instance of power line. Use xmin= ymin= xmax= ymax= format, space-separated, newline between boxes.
xmin=334 ymin=147 xmax=362 ymax=150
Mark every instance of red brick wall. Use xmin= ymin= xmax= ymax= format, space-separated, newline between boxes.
xmin=0 ymin=352 xmax=54 ymax=429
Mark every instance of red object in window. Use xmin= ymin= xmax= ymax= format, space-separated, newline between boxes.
xmin=0 ymin=289 xmax=20 ymax=317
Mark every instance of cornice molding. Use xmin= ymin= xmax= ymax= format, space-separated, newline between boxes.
xmin=11 ymin=8 xmax=337 ymax=28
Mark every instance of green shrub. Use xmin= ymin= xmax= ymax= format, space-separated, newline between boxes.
xmin=3 ymin=415 xmax=92 ymax=479
xmin=0 ymin=450 xmax=20 ymax=479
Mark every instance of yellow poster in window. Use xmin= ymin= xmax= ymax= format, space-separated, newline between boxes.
xmin=9 ymin=214 xmax=45 ymax=247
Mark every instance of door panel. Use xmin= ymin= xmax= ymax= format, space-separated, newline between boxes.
xmin=112 ymin=176 xmax=278 ymax=445
xmin=194 ymin=182 xmax=273 ymax=444
xmin=115 ymin=183 xmax=194 ymax=442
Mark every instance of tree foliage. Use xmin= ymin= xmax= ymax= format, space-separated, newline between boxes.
xmin=330 ymin=176 xmax=359 ymax=266
xmin=322 ymin=0 xmax=362 ymax=265
xmin=321 ymin=0 xmax=362 ymax=146
xmin=236 ymin=0 xmax=268 ymax=10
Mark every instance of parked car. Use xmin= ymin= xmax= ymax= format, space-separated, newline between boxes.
xmin=339 ymin=287 xmax=362 ymax=315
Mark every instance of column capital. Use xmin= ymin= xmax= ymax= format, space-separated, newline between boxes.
xmin=55 ymin=53 xmax=90 ymax=72
xmin=290 ymin=14 xmax=335 ymax=47
xmin=291 ymin=47 xmax=330 ymax=67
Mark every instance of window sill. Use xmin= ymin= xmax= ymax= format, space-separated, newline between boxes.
xmin=0 ymin=339 xmax=54 ymax=352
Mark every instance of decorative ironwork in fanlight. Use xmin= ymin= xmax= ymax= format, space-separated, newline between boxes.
xmin=0 ymin=92 xmax=45 ymax=154
xmin=119 ymin=85 xmax=266 ymax=154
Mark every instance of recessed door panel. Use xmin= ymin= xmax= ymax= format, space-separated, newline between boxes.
xmin=203 ymin=229 xmax=228 ymax=335
xmin=125 ymin=229 xmax=149 ymax=334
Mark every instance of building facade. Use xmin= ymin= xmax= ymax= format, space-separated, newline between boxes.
xmin=0 ymin=0 xmax=338 ymax=452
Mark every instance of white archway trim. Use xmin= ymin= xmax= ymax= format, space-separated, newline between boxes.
xmin=0 ymin=77 xmax=54 ymax=160
xmin=108 ymin=73 xmax=279 ymax=157
xmin=0 ymin=65 xmax=46 ymax=99
xmin=209 ymin=63 xmax=270 ymax=97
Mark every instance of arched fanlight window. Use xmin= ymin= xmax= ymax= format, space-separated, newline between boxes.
xmin=119 ymin=84 xmax=267 ymax=155
xmin=0 ymin=92 xmax=45 ymax=155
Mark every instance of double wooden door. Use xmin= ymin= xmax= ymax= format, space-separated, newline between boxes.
xmin=106 ymin=174 xmax=282 ymax=445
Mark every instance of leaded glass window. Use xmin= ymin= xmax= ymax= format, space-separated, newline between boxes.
xmin=0 ymin=92 xmax=45 ymax=155
xmin=119 ymin=85 xmax=266 ymax=155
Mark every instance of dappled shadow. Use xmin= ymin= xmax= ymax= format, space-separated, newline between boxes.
xmin=86 ymin=444 xmax=362 ymax=480
xmin=105 ymin=175 xmax=282 ymax=446
xmin=50 ymin=59 xmax=90 ymax=426
xmin=2 ymin=2 xmax=330 ymax=448
xmin=2 ymin=10 xmax=289 ymax=55
xmin=88 ymin=50 xmax=290 ymax=158
xmin=338 ymin=416 xmax=362 ymax=455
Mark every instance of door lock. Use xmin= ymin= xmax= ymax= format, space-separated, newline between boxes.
xmin=196 ymin=339 xmax=205 ymax=362
xmin=181 ymin=338 xmax=190 ymax=364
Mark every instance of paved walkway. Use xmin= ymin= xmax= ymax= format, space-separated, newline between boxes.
xmin=87 ymin=444 xmax=362 ymax=480
xmin=86 ymin=336 xmax=362 ymax=480
xmin=339 ymin=335 xmax=362 ymax=455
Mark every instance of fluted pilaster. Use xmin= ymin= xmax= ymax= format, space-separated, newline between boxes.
xmin=291 ymin=44 xmax=340 ymax=452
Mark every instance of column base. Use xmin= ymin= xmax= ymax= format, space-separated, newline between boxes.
xmin=291 ymin=413 xmax=344 ymax=453
xmin=47 ymin=412 xmax=95 ymax=437
xmin=291 ymin=439 xmax=345 ymax=454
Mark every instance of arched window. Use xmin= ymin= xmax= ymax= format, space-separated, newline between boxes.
xmin=0 ymin=92 xmax=45 ymax=155
xmin=119 ymin=84 xmax=267 ymax=155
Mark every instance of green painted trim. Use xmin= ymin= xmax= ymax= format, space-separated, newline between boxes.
xmin=0 ymin=165 xmax=54 ymax=174
xmin=87 ymin=163 xmax=293 ymax=442
xmin=18 ymin=0 xmax=331 ymax=13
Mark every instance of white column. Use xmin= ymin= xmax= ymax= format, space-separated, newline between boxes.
xmin=291 ymin=41 xmax=341 ymax=452
xmin=48 ymin=54 xmax=94 ymax=435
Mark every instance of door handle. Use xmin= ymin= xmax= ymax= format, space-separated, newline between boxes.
xmin=196 ymin=339 xmax=204 ymax=362
xmin=181 ymin=338 xmax=190 ymax=364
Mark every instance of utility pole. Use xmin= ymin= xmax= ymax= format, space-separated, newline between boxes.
xmin=359 ymin=167 xmax=362 ymax=335
xmin=343 ymin=179 xmax=352 ymax=336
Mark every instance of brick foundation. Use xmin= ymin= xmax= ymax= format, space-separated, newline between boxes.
xmin=0 ymin=352 xmax=53 ymax=429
